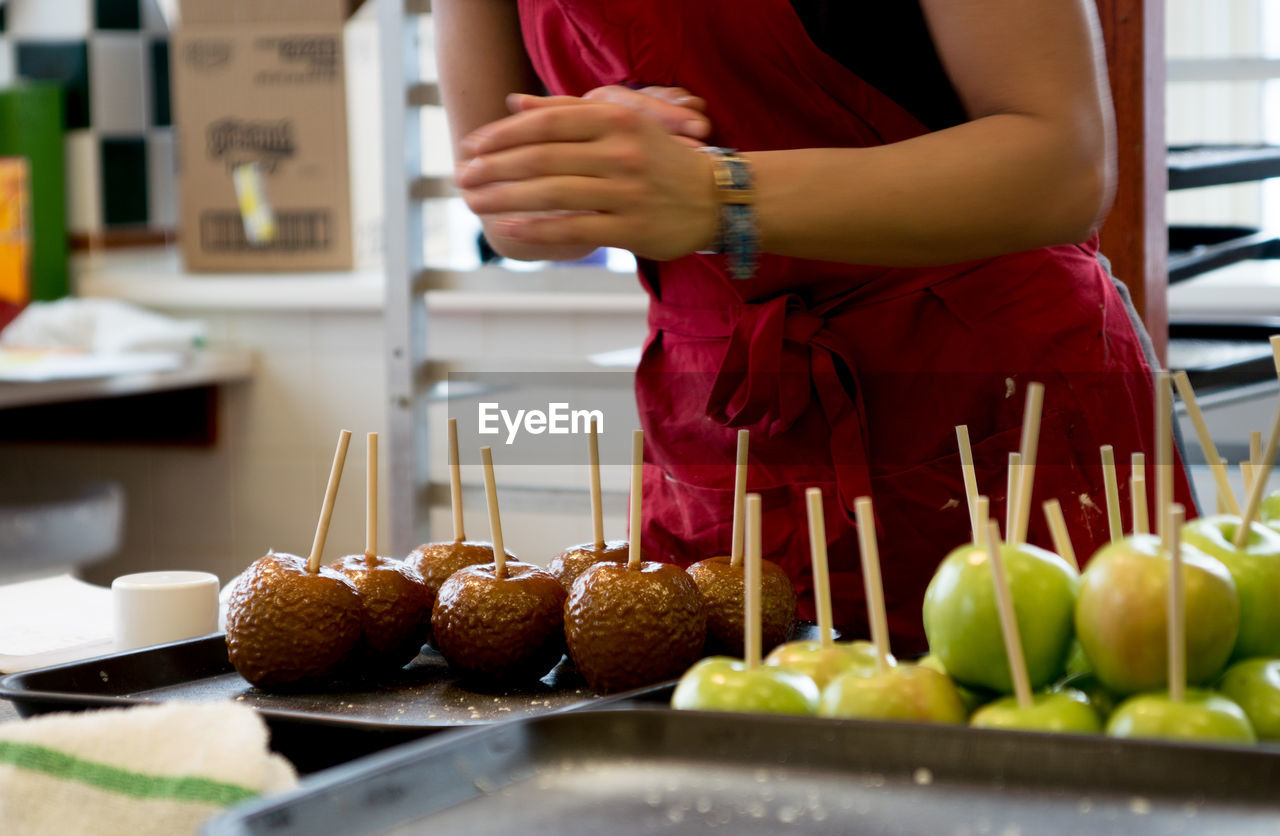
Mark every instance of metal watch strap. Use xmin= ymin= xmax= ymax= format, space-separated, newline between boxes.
xmin=695 ymin=146 xmax=759 ymax=280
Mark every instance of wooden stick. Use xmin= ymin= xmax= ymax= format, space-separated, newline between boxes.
xmin=1005 ymin=452 xmax=1021 ymax=538
xmin=1233 ymin=399 xmax=1280 ymax=549
xmin=1252 ymin=431 xmax=1263 ymax=466
xmin=480 ymin=447 xmax=507 ymax=579
xmin=588 ymin=419 xmax=604 ymax=551
xmin=805 ymin=488 xmax=834 ymax=649
xmin=1173 ymin=371 xmax=1239 ymax=515
xmin=1015 ymin=384 xmax=1045 ymax=544
xmin=1155 ymin=373 xmax=1173 ymax=542
xmin=628 ymin=430 xmax=644 ymax=569
xmin=986 ymin=519 xmax=1033 ymax=709
xmin=1168 ymin=503 xmax=1186 ymax=703
xmin=1100 ymin=445 xmax=1122 ymax=543
xmin=854 ymin=497 xmax=891 ymax=673
xmin=975 ymin=495 xmax=990 ymax=548
xmin=1241 ymin=461 xmax=1256 ymax=501
xmin=366 ymin=432 xmax=378 ymax=560
xmin=730 ymin=429 xmax=749 ymax=568
xmin=745 ymin=493 xmax=763 ymax=669
xmin=1042 ymin=499 xmax=1078 ymax=572
xmin=956 ymin=425 xmax=980 ymax=544
xmin=448 ymin=418 xmax=465 ymax=542
xmin=1131 ymin=472 xmax=1149 ymax=535
xmin=1131 ymin=452 xmax=1149 ymax=535
xmin=308 ymin=429 xmax=352 ymax=574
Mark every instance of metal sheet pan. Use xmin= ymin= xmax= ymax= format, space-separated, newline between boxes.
xmin=206 ymin=705 xmax=1280 ymax=836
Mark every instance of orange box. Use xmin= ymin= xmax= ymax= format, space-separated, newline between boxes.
xmin=0 ymin=158 xmax=31 ymax=306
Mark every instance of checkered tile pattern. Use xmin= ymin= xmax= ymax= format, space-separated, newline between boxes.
xmin=0 ymin=0 xmax=175 ymax=236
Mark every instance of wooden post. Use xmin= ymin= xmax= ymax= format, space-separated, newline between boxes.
xmin=1095 ymin=0 xmax=1167 ymax=363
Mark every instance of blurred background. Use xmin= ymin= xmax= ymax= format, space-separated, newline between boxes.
xmin=0 ymin=0 xmax=1278 ymax=591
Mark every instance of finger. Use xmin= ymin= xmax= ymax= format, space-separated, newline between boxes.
xmin=638 ymin=86 xmax=707 ymax=112
xmin=462 ymin=176 xmax=628 ymax=216
xmin=582 ymin=86 xmax=710 ymax=139
xmin=462 ymin=104 xmax=635 ymax=157
xmin=456 ymin=142 xmax=627 ymax=188
xmin=493 ymin=212 xmax=622 ymax=251
xmin=506 ymin=93 xmax=589 ymax=113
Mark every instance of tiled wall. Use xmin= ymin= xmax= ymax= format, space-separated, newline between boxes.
xmin=0 ymin=0 xmax=174 ymax=238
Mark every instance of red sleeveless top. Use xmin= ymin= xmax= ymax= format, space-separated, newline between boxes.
xmin=518 ymin=0 xmax=1193 ymax=652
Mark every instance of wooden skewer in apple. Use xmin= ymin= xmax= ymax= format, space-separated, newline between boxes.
xmin=671 ymin=493 xmax=820 ymax=715
xmin=328 ymin=432 xmax=434 ymax=670
xmin=1106 ymin=504 xmax=1256 ymax=743
xmin=406 ymin=419 xmax=514 ymax=608
xmin=567 ymin=431 xmax=707 ymax=693
xmin=818 ymin=496 xmax=966 ymax=723
xmin=957 ymin=425 xmax=981 ymax=544
xmin=1131 ymin=452 xmax=1149 ymax=535
xmin=548 ymin=420 xmax=631 ymax=589
xmin=430 ymin=446 xmax=567 ymax=684
xmin=924 ymin=385 xmax=1078 ymax=696
xmin=224 ymin=429 xmax=364 ymax=690
xmin=1077 ymin=373 xmax=1242 ymax=697
xmin=1100 ymin=445 xmax=1123 ymax=544
xmin=1181 ymin=377 xmax=1280 ymax=660
xmin=762 ymin=488 xmax=887 ymax=689
xmin=968 ymin=517 xmax=1101 ymax=733
xmin=687 ymin=430 xmax=797 ymax=657
xmin=1173 ymin=370 xmax=1240 ymax=515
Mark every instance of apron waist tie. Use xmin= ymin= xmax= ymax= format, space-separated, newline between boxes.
xmin=647 ymin=294 xmax=873 ymax=513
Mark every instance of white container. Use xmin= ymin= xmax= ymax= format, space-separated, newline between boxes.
xmin=112 ymin=570 xmax=220 ymax=651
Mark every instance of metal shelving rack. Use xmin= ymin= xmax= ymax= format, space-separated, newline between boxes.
xmin=375 ymin=0 xmax=643 ymax=556
xmin=379 ymin=0 xmax=432 ymax=556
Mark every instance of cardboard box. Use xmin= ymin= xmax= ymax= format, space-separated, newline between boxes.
xmin=172 ymin=0 xmax=381 ymax=272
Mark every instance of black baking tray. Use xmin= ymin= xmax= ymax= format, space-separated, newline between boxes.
xmin=0 ymin=634 xmax=648 ymax=772
xmin=0 ymin=625 xmax=829 ymax=773
xmin=204 ymin=704 xmax=1280 ymax=836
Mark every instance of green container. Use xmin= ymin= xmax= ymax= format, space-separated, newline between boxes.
xmin=0 ymin=83 xmax=68 ymax=301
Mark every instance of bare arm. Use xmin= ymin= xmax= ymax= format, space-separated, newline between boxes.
xmin=435 ymin=0 xmax=594 ymax=261
xmin=456 ymin=0 xmax=1116 ymax=268
xmin=751 ymin=0 xmax=1117 ymax=265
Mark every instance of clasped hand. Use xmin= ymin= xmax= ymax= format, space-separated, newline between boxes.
xmin=456 ymin=86 xmax=718 ymax=262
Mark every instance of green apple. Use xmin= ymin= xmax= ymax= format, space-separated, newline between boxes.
xmin=970 ymin=688 xmax=1101 ymax=734
xmin=818 ymin=663 xmax=967 ymax=724
xmin=1217 ymin=657 xmax=1280 ymax=741
xmin=923 ymin=542 xmax=1079 ymax=694
xmin=1051 ymin=671 xmax=1118 ymax=720
xmin=1258 ymin=491 xmax=1280 ymax=534
xmin=918 ymin=653 xmax=998 ymax=715
xmin=763 ymin=640 xmax=886 ymax=691
xmin=1106 ymin=689 xmax=1256 ymax=744
xmin=1075 ymin=534 xmax=1238 ymax=695
xmin=1181 ymin=515 xmax=1280 ymax=660
xmin=671 ymin=656 xmax=820 ymax=715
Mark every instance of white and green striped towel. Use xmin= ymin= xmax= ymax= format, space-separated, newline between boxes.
xmin=0 ymin=702 xmax=297 ymax=835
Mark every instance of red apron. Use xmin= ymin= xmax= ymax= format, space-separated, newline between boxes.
xmin=518 ymin=0 xmax=1194 ymax=653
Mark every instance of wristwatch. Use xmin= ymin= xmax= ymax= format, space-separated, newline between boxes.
xmin=696 ymin=146 xmax=758 ymax=280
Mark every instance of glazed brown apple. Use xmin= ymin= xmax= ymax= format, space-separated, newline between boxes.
xmin=564 ymin=561 xmax=707 ymax=693
xmin=547 ymin=539 xmax=632 ymax=590
xmin=225 ymin=551 xmax=363 ymax=690
xmin=431 ymin=560 xmax=567 ymax=684
xmin=406 ymin=539 xmax=516 ymax=603
xmin=328 ymin=552 xmax=433 ymax=670
xmin=688 ymin=554 xmax=797 ymax=656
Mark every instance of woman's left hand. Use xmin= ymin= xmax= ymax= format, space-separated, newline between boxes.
xmin=456 ymin=98 xmax=719 ymax=261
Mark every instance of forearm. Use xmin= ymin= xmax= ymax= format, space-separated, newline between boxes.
xmin=437 ymin=0 xmax=595 ymax=262
xmin=750 ymin=112 xmax=1113 ymax=267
